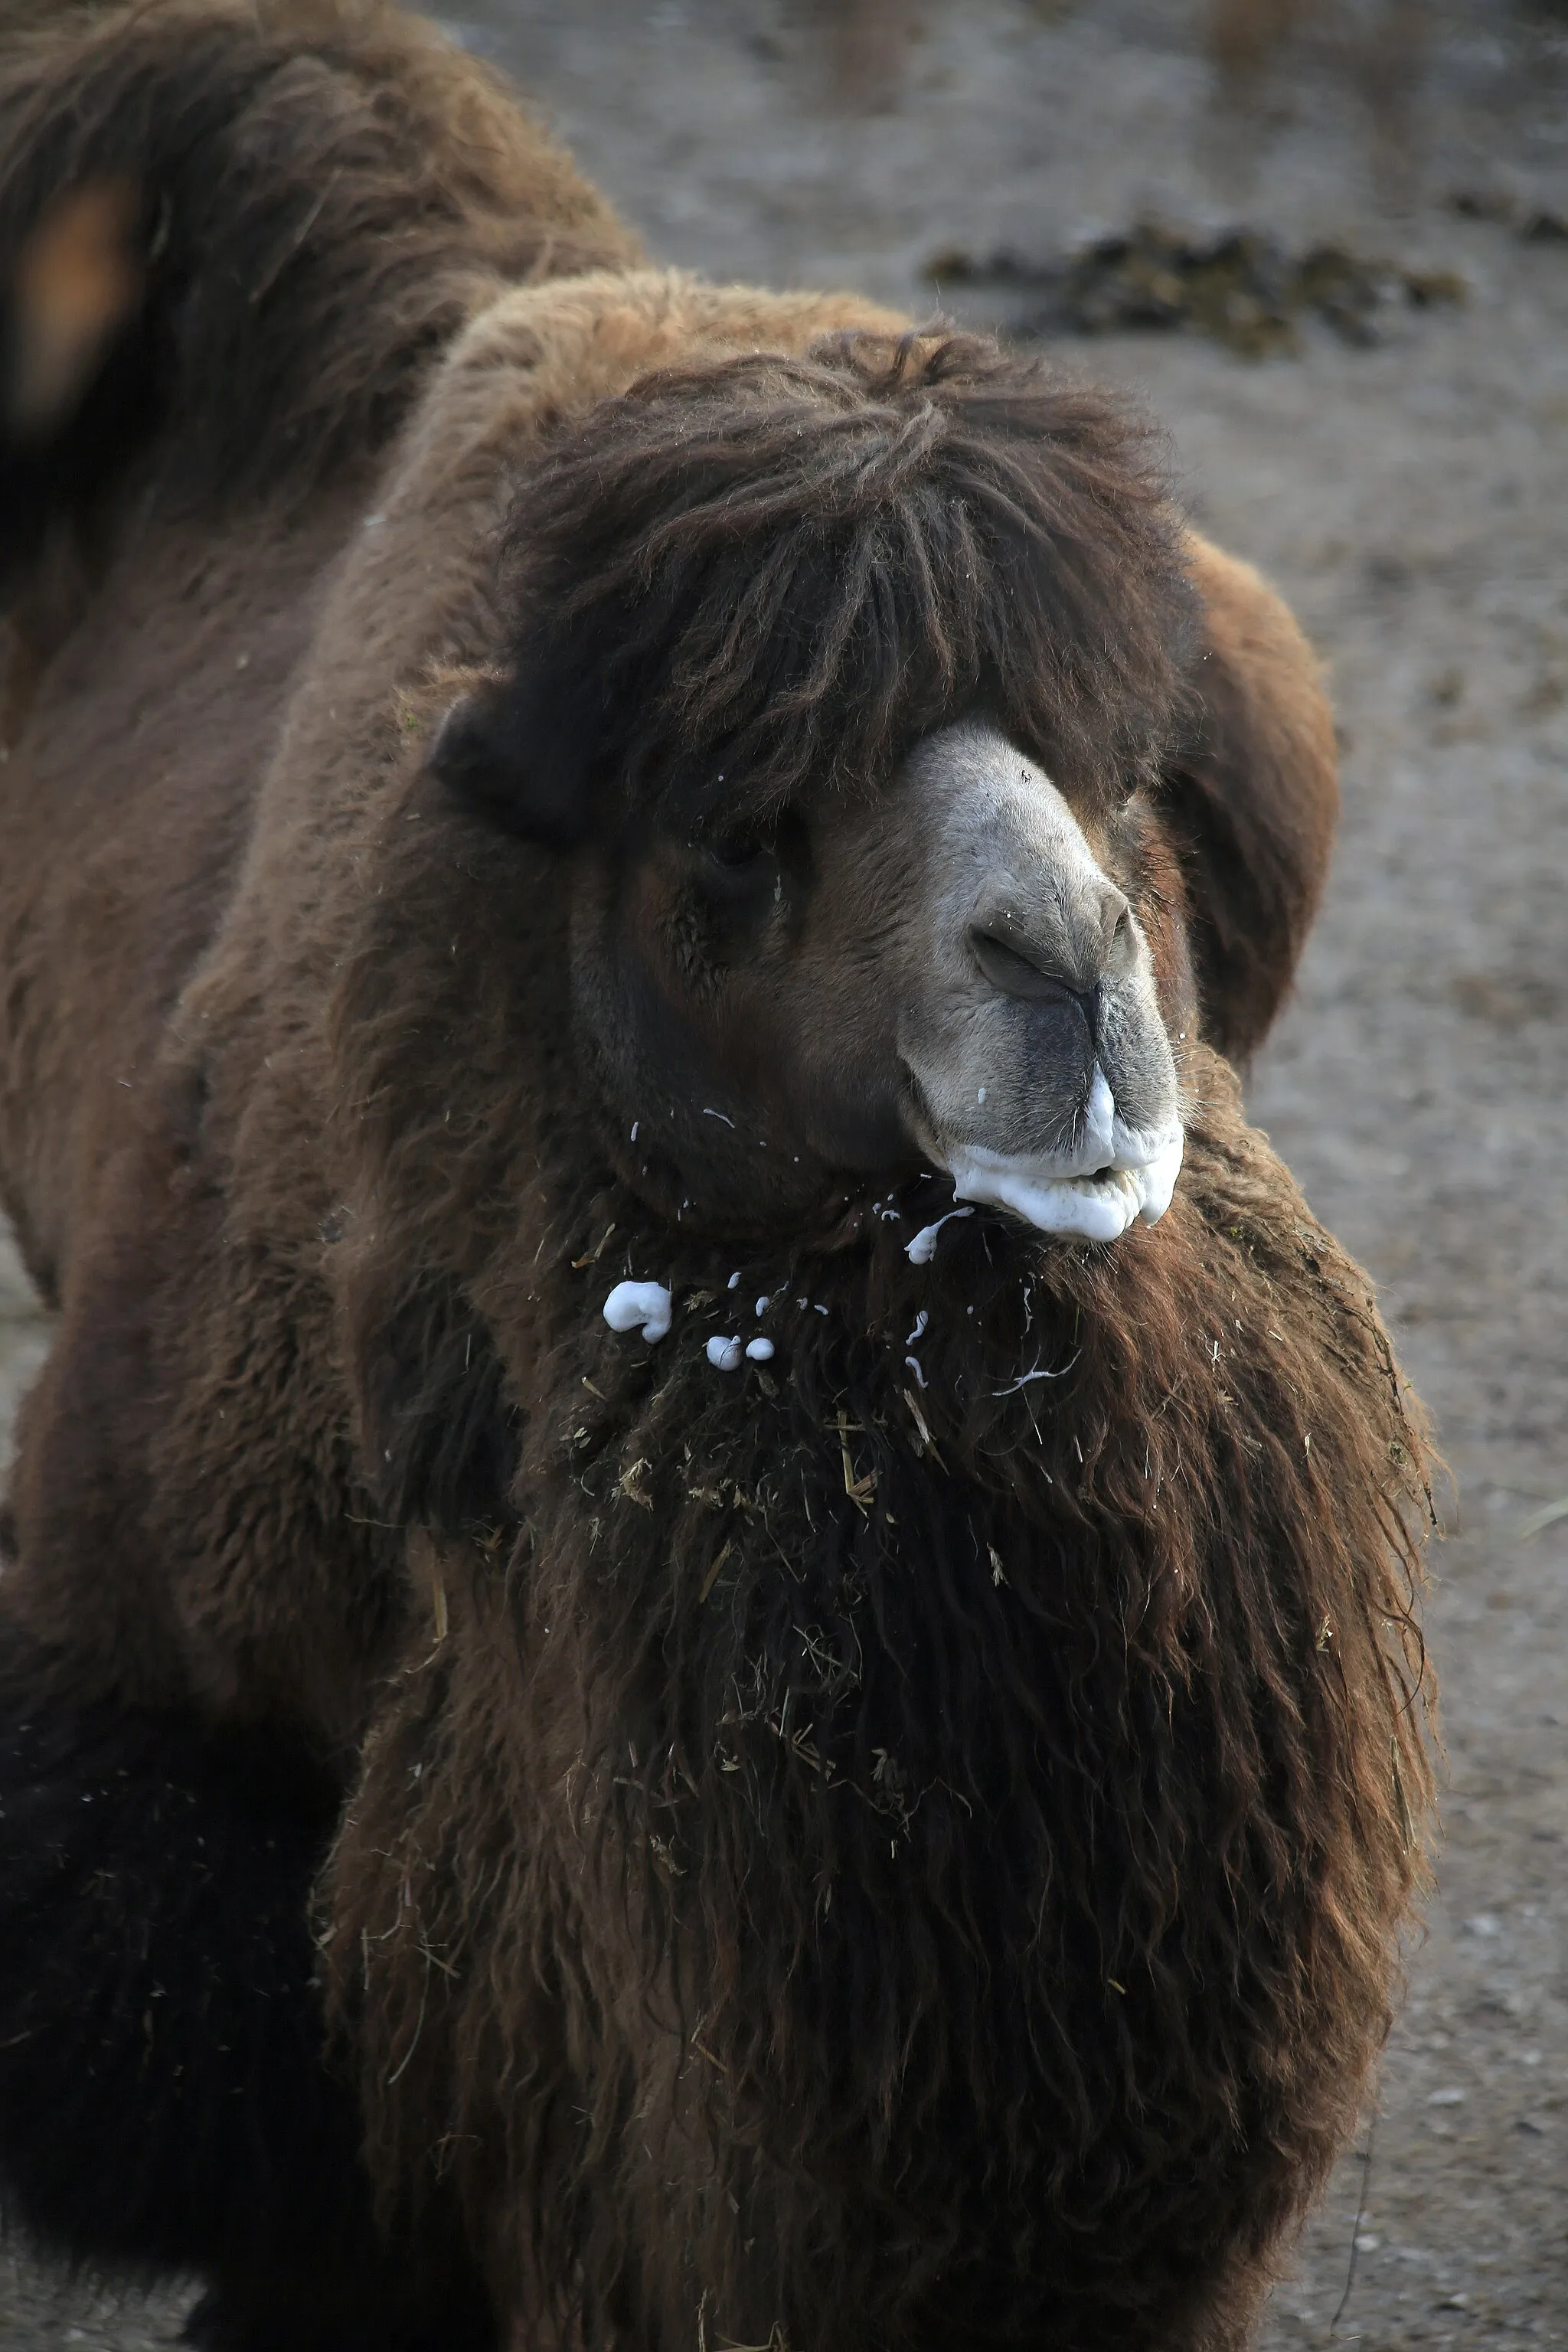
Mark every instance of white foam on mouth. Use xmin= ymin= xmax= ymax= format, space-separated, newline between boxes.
xmin=934 ymin=1063 xmax=1184 ymax=1244
xmin=944 ymin=1128 xmax=1184 ymax=1242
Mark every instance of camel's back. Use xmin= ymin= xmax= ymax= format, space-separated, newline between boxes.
xmin=0 ymin=0 xmax=640 ymax=1290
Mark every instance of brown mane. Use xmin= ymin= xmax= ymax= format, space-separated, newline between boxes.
xmin=327 ymin=1032 xmax=1432 ymax=2348
xmin=440 ymin=335 xmax=1198 ymax=849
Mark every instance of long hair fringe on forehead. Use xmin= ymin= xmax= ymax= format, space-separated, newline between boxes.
xmin=488 ymin=331 xmax=1199 ymax=840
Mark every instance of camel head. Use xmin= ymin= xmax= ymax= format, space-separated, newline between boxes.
xmin=430 ymin=333 xmax=1200 ymax=1242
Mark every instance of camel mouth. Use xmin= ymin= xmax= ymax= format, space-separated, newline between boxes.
xmin=910 ymin=1062 xmax=1184 ymax=1243
xmin=939 ymin=1127 xmax=1184 ymax=1242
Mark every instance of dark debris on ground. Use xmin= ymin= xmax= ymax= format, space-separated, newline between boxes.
xmin=926 ymin=220 xmax=1468 ymax=358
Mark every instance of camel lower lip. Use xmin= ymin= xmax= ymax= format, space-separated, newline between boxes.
xmin=940 ymin=1130 xmax=1184 ymax=1241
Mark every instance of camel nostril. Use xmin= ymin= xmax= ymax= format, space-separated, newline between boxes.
xmin=968 ymin=926 xmax=1099 ymax=1027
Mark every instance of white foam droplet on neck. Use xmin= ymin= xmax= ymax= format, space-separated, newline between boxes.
xmin=603 ymin=1280 xmax=673 ymax=1344
xmin=745 ymin=1337 xmax=774 ymax=1362
xmin=707 ymin=1334 xmax=745 ymax=1371
xmin=755 ymin=1295 xmax=770 ymax=1317
xmin=727 ymin=1271 xmax=742 ymax=1290
xmin=906 ymin=1206 xmax=975 ymax=1265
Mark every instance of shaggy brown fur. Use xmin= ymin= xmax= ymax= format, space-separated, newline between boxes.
xmin=441 ymin=338 xmax=1197 ymax=841
xmin=326 ymin=1054 xmax=1431 ymax=2352
xmin=0 ymin=6 xmax=1426 ymax=2349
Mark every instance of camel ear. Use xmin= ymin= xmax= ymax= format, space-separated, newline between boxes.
xmin=426 ymin=677 xmax=593 ymax=850
xmin=1155 ymin=534 xmax=1339 ymax=1063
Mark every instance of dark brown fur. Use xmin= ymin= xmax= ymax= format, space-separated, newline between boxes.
xmin=327 ymin=1050 xmax=1431 ymax=2351
xmin=446 ymin=337 xmax=1197 ymax=841
xmin=0 ymin=6 xmax=1424 ymax=2348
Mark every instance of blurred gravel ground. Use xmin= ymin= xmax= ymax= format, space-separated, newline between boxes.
xmin=3 ymin=2 xmax=1566 ymax=2342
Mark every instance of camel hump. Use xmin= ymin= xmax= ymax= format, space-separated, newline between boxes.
xmin=0 ymin=0 xmax=640 ymax=578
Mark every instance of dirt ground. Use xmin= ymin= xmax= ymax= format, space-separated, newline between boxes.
xmin=2 ymin=0 xmax=1566 ymax=2343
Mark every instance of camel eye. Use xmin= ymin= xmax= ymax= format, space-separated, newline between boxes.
xmin=690 ymin=808 xmax=808 ymax=936
xmin=706 ymin=826 xmax=774 ymax=871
